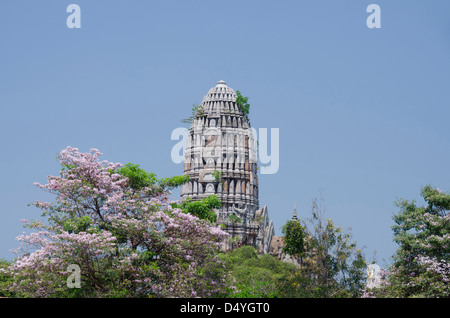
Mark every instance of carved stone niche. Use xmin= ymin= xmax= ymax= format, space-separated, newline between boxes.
xmin=193 ymin=181 xmax=198 ymax=193
xmin=206 ymin=134 xmax=215 ymax=146
xmin=229 ymin=180 xmax=235 ymax=195
xmin=205 ymin=183 xmax=215 ymax=193
xmin=244 ymin=159 xmax=250 ymax=172
xmin=206 ymin=158 xmax=215 ymax=168
xmin=223 ymin=180 xmax=228 ymax=193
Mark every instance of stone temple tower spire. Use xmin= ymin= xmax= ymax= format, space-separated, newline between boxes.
xmin=292 ymin=202 xmax=298 ymax=220
xmin=180 ymin=80 xmax=274 ymax=253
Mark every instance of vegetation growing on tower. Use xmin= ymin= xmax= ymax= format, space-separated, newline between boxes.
xmin=235 ymin=90 xmax=250 ymax=117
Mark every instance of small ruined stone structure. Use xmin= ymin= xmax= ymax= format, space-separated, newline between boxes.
xmin=180 ymin=80 xmax=274 ymax=253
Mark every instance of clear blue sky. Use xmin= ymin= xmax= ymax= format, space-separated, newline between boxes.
xmin=1 ymin=1 xmax=449 ymax=266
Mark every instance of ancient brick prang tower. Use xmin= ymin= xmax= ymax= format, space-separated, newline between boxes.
xmin=180 ymin=80 xmax=274 ymax=253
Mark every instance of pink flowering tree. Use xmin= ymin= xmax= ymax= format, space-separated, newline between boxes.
xmin=5 ymin=147 xmax=229 ymax=298
xmin=363 ymin=185 xmax=449 ymax=298
xmin=362 ymin=255 xmax=450 ymax=298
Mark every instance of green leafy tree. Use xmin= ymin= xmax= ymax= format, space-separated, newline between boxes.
xmin=0 ymin=259 xmax=15 ymax=298
xmin=4 ymin=147 xmax=228 ymax=298
xmin=117 ymin=163 xmax=157 ymax=190
xmin=281 ymin=219 xmax=306 ymax=265
xmin=280 ymin=198 xmax=367 ymax=298
xmin=392 ymin=185 xmax=449 ymax=264
xmin=118 ymin=163 xmax=190 ymax=193
xmin=365 ymin=185 xmax=450 ymax=298
xmin=174 ymin=195 xmax=221 ymax=223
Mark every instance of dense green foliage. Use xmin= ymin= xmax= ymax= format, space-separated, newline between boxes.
xmin=235 ymin=90 xmax=250 ymax=116
xmin=3 ymin=148 xmax=446 ymax=298
xmin=364 ymin=185 xmax=449 ymax=298
xmin=207 ymin=199 xmax=368 ymax=299
xmin=117 ymin=163 xmax=158 ymax=190
xmin=216 ymin=236 xmax=366 ymax=298
xmin=392 ymin=185 xmax=449 ymax=263
xmin=118 ymin=163 xmax=190 ymax=193
xmin=279 ymin=199 xmax=367 ymax=298
xmin=0 ymin=259 xmax=15 ymax=298
xmin=281 ymin=220 xmax=305 ymax=261
xmin=218 ymin=246 xmax=297 ymax=298
xmin=174 ymin=195 xmax=221 ymax=223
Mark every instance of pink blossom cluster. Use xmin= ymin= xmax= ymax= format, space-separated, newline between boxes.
xmin=416 ymin=255 xmax=450 ymax=283
xmin=6 ymin=227 xmax=121 ymax=297
xmin=8 ymin=146 xmax=229 ymax=298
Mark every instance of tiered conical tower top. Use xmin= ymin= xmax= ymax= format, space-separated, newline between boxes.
xmin=180 ymin=80 xmax=274 ymax=253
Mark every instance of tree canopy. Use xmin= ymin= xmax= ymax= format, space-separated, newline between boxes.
xmin=3 ymin=147 xmax=228 ymax=298
xmin=364 ymin=185 xmax=450 ymax=298
xmin=3 ymin=148 xmax=447 ymax=299
xmin=280 ymin=198 xmax=367 ymax=298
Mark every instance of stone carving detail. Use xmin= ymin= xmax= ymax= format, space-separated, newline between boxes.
xmin=205 ymin=183 xmax=215 ymax=193
xmin=232 ymin=203 xmax=248 ymax=217
xmin=206 ymin=158 xmax=214 ymax=167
